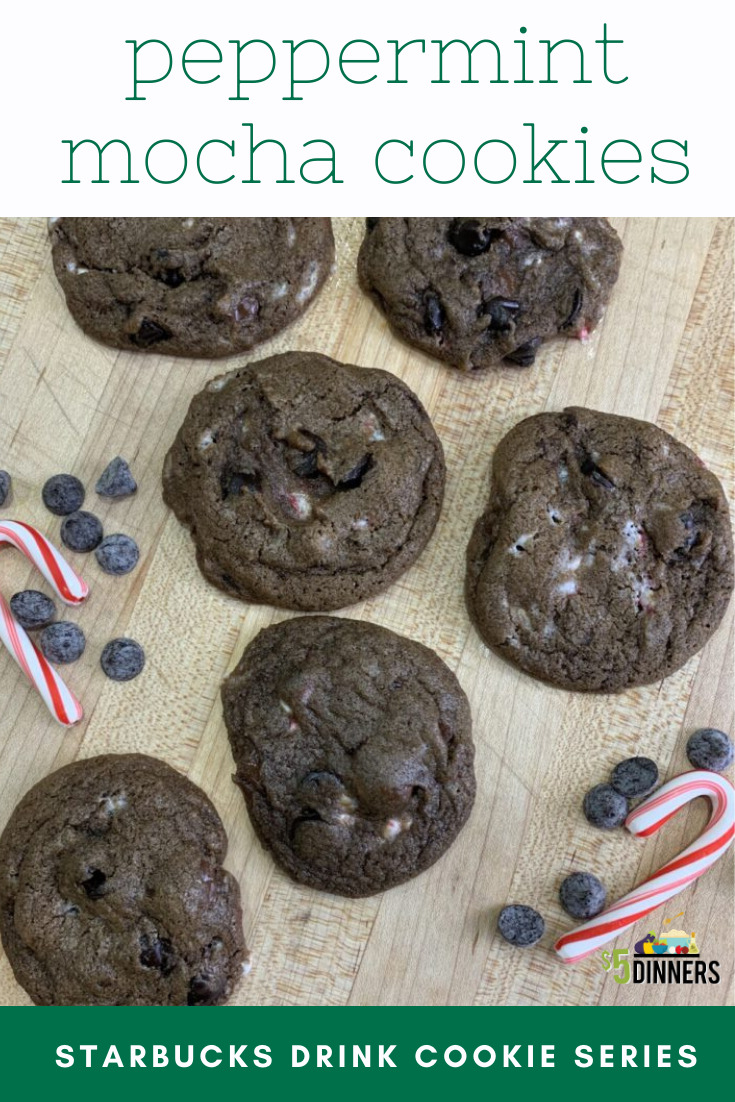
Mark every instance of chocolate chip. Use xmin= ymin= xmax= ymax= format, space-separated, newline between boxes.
xmin=297 ymin=773 xmax=344 ymax=815
xmin=132 ymin=319 xmax=171 ymax=347
xmin=299 ymin=772 xmax=342 ymax=795
xmin=337 ymin=454 xmax=373 ymax=491
xmin=448 ymin=219 xmax=502 ymax=257
xmin=686 ymin=728 xmax=734 ymax=772
xmin=100 ymin=638 xmax=146 ymax=682
xmin=497 ymin=904 xmax=545 ymax=947
xmin=221 ymin=468 xmax=261 ymax=499
xmin=561 ymin=288 xmax=583 ymax=329
xmin=0 ymin=470 xmax=11 ymax=507
xmin=160 ymin=269 xmax=185 ymax=288
xmin=187 ymin=974 xmax=222 ymax=1006
xmin=61 ymin=511 xmax=104 ymax=553
xmin=290 ymin=807 xmax=324 ymax=840
xmin=581 ymin=456 xmax=615 ymax=490
xmin=296 ymin=808 xmax=323 ymax=823
xmin=95 ymin=533 xmax=140 ymax=575
xmin=95 ymin=457 xmax=137 ymax=499
xmin=670 ymin=510 xmax=702 ymax=558
xmin=423 ymin=292 xmax=445 ymax=335
xmin=610 ymin=756 xmax=659 ymax=798
xmin=505 ymin=337 xmax=542 ymax=367
xmin=559 ymin=872 xmax=607 ymax=919
xmin=9 ymin=590 xmax=56 ymax=630
xmin=294 ymin=451 xmax=320 ymax=478
xmin=234 ymin=296 xmax=260 ymax=323
xmin=42 ymin=473 xmax=85 ymax=516
xmin=39 ymin=621 xmax=86 ymax=663
xmin=81 ymin=868 xmax=107 ymax=899
xmin=583 ymin=783 xmax=628 ymax=829
xmin=291 ymin=432 xmax=327 ymax=479
xmin=483 ymin=297 xmax=521 ymax=332
xmin=140 ymin=934 xmax=176 ymax=975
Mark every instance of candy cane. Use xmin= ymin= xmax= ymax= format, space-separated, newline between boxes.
xmin=555 ymin=770 xmax=735 ymax=963
xmin=0 ymin=520 xmax=88 ymax=726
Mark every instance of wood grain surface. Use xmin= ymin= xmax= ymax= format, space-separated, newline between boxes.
xmin=0 ymin=218 xmax=732 ymax=1007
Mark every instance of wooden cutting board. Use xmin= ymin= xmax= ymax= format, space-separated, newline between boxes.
xmin=0 ymin=218 xmax=732 ymax=1007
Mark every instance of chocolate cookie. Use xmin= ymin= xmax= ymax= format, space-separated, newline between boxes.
xmin=50 ymin=218 xmax=334 ymax=358
xmin=466 ymin=408 xmax=734 ymax=692
xmin=163 ymin=352 xmax=445 ymax=611
xmin=222 ymin=616 xmax=475 ymax=897
xmin=0 ymin=754 xmax=246 ymax=1005
xmin=358 ymin=218 xmax=622 ymax=372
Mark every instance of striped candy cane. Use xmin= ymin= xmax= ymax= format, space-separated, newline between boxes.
xmin=555 ymin=770 xmax=735 ymax=963
xmin=0 ymin=520 xmax=88 ymax=726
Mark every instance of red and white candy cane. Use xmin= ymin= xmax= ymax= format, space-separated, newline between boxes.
xmin=555 ymin=770 xmax=735 ymax=963
xmin=0 ymin=520 xmax=88 ymax=726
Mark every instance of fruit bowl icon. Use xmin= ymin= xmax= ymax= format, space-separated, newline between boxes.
xmin=652 ymin=941 xmax=668 ymax=954
xmin=664 ymin=936 xmax=690 ymax=952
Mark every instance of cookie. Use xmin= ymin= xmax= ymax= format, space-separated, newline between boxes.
xmin=0 ymin=754 xmax=246 ymax=1005
xmin=466 ymin=408 xmax=734 ymax=692
xmin=222 ymin=616 xmax=475 ymax=897
xmin=163 ymin=352 xmax=445 ymax=611
xmin=357 ymin=218 xmax=622 ymax=372
xmin=50 ymin=218 xmax=334 ymax=358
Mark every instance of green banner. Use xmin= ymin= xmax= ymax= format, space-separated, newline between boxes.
xmin=0 ymin=1006 xmax=730 ymax=1096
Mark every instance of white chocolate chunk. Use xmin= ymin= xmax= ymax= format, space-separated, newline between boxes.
xmin=287 ymin=492 xmax=312 ymax=520
xmin=296 ymin=261 xmax=320 ymax=304
xmin=509 ymin=533 xmax=534 ymax=556
xmin=382 ymin=817 xmax=412 ymax=841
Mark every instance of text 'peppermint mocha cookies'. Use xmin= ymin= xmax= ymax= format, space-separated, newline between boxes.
xmin=50 ymin=217 xmax=334 ymax=358
xmin=0 ymin=755 xmax=247 ymax=1005
xmin=222 ymin=616 xmax=475 ymax=897
xmin=163 ymin=352 xmax=445 ymax=611
xmin=466 ymin=408 xmax=734 ymax=693
xmin=358 ymin=217 xmax=622 ymax=372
